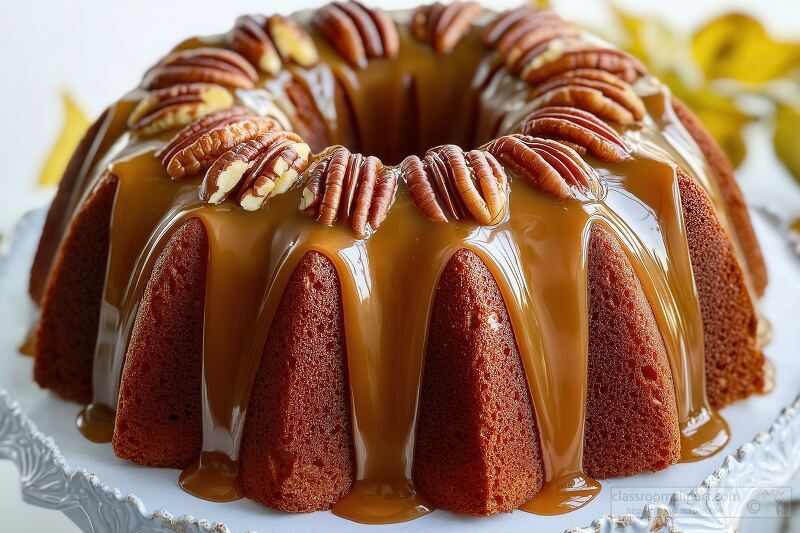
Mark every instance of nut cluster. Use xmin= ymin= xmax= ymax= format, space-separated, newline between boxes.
xmin=299 ymin=147 xmax=397 ymax=238
xmin=484 ymin=7 xmax=646 ymax=85
xmin=483 ymin=7 xmax=579 ymax=75
xmin=410 ymin=2 xmax=483 ymax=55
xmin=487 ymin=134 xmax=597 ymax=199
xmin=230 ymin=14 xmax=319 ymax=75
xmin=528 ymin=69 xmax=645 ymax=125
xmin=314 ymin=2 xmax=399 ymax=68
xmin=143 ymin=48 xmax=258 ymax=90
xmin=401 ymin=145 xmax=508 ymax=225
xmin=156 ymin=106 xmax=280 ymax=179
xmin=128 ymin=83 xmax=234 ymax=136
xmin=521 ymin=106 xmax=631 ymax=163
xmin=201 ymin=131 xmax=311 ymax=210
xmin=521 ymin=42 xmax=647 ymax=86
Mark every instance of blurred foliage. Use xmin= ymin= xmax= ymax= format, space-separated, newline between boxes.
xmin=606 ymin=5 xmax=800 ymax=178
xmin=38 ymin=92 xmax=89 ymax=188
xmin=693 ymin=14 xmax=800 ymax=84
xmin=774 ymin=104 xmax=800 ymax=184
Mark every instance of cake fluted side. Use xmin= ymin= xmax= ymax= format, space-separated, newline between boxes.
xmin=113 ymin=217 xmax=207 ymax=468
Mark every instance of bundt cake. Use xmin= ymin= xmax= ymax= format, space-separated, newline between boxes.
xmin=28 ymin=1 xmax=768 ymax=524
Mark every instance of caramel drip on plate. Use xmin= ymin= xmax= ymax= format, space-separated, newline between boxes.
xmin=65 ymin=9 xmax=746 ymax=524
xmin=18 ymin=324 xmax=37 ymax=356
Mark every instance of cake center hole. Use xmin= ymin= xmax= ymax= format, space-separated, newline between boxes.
xmin=307 ymin=29 xmax=499 ymax=165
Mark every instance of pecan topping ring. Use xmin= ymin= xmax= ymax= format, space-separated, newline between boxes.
xmin=528 ymin=69 xmax=646 ymax=124
xmin=401 ymin=145 xmax=508 ymax=225
xmin=230 ymin=14 xmax=319 ymax=75
xmin=314 ymin=2 xmax=399 ymax=68
xmin=129 ymin=83 xmax=234 ymax=136
xmin=410 ymin=2 xmax=483 ymax=55
xmin=157 ymin=107 xmax=280 ymax=179
xmin=143 ymin=48 xmax=259 ymax=90
xmin=520 ymin=106 xmax=631 ymax=163
xmin=200 ymin=130 xmax=310 ymax=210
xmin=299 ymin=146 xmax=397 ymax=238
xmin=487 ymin=134 xmax=597 ymax=199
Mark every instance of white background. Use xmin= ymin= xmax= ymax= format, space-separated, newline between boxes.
xmin=0 ymin=1 xmax=798 ymax=531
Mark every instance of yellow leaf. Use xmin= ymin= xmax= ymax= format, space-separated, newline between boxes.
xmin=528 ymin=0 xmax=551 ymax=9
xmin=37 ymin=91 xmax=90 ymax=188
xmin=774 ymin=104 xmax=800 ymax=183
xmin=692 ymin=13 xmax=800 ymax=83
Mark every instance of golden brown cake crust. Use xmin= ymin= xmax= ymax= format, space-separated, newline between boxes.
xmin=112 ymin=217 xmax=207 ymax=469
xmin=240 ymin=250 xmax=355 ymax=512
xmin=677 ymin=172 xmax=764 ymax=408
xmin=583 ymin=225 xmax=681 ymax=479
xmin=413 ymin=249 xmax=544 ymax=515
xmin=671 ymin=97 xmax=768 ymax=297
xmin=34 ymin=173 xmax=117 ymax=403
xmin=29 ymin=109 xmax=109 ymax=303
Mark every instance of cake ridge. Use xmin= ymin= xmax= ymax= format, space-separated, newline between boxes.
xmin=28 ymin=1 xmax=767 ymax=524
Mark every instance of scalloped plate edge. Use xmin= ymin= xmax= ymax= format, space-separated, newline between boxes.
xmin=2 ymin=385 xmax=799 ymax=532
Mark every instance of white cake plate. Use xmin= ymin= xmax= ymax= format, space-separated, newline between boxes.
xmin=1 ymin=209 xmax=798 ymax=533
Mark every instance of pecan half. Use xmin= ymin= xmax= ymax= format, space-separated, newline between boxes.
xmin=268 ymin=14 xmax=320 ymax=68
xmin=200 ymin=130 xmax=309 ymax=209
xmin=410 ymin=1 xmax=483 ymax=55
xmin=402 ymin=155 xmax=447 ymax=222
xmin=520 ymin=106 xmax=631 ymax=162
xmin=128 ymin=83 xmax=233 ymax=136
xmin=314 ymin=2 xmax=399 ymax=68
xmin=238 ymin=134 xmax=310 ymax=210
xmin=497 ymin=13 xmax=566 ymax=55
xmin=156 ymin=106 xmax=253 ymax=164
xmin=485 ymin=7 xmax=578 ymax=76
xmin=487 ymin=134 xmax=597 ymax=199
xmin=505 ymin=24 xmax=581 ymax=74
xmin=520 ymin=41 xmax=647 ymax=85
xmin=230 ymin=15 xmax=282 ymax=74
xmin=528 ymin=69 xmax=645 ymax=124
xmin=483 ymin=5 xmax=540 ymax=47
xmin=157 ymin=107 xmax=280 ymax=179
xmin=401 ymin=145 xmax=508 ymax=225
xmin=143 ymin=48 xmax=259 ymax=90
xmin=299 ymin=147 xmax=395 ymax=238
xmin=230 ymin=14 xmax=319 ymax=75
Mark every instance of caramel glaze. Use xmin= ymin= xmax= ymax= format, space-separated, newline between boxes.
xmin=64 ymin=11 xmax=760 ymax=523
